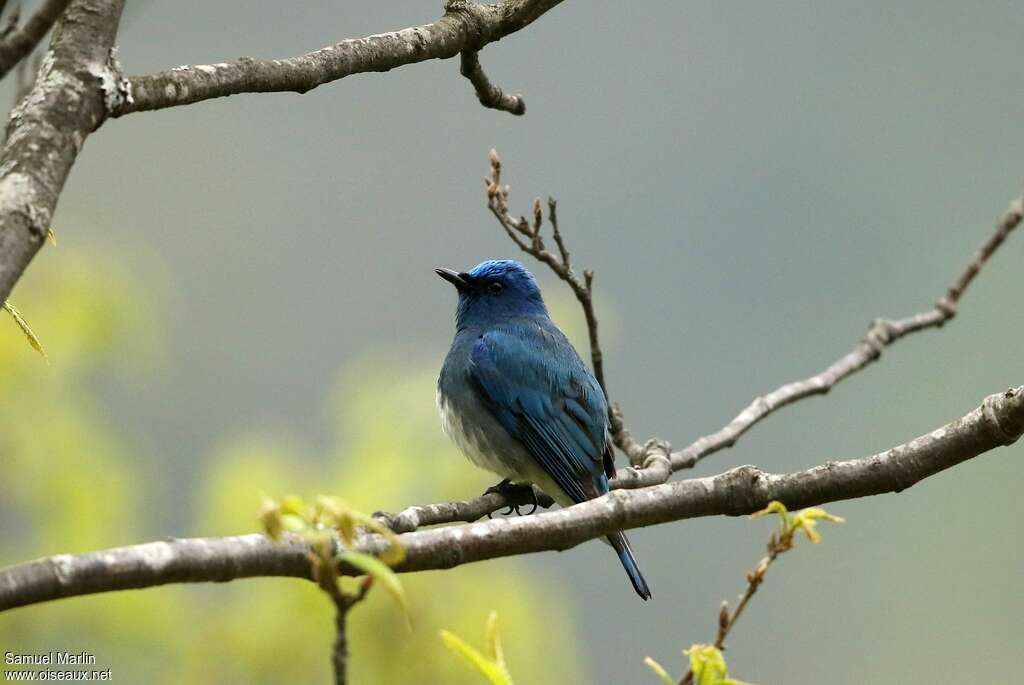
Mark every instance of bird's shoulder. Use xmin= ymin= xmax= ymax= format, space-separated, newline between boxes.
xmin=469 ymin=320 xmax=606 ymax=417
xmin=475 ymin=319 xmax=587 ymax=376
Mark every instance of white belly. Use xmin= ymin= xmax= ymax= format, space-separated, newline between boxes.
xmin=436 ymin=389 xmax=573 ymax=507
xmin=437 ymin=389 xmax=512 ymax=476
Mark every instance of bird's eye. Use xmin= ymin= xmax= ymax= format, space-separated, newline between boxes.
xmin=487 ymin=281 xmax=504 ymax=294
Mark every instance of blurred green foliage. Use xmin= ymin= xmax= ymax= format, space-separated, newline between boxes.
xmin=441 ymin=612 xmax=514 ymax=685
xmin=0 ymin=256 xmax=583 ymax=684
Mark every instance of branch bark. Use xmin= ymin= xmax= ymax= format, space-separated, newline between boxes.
xmin=0 ymin=0 xmax=127 ymax=303
xmin=114 ymin=0 xmax=564 ymax=116
xmin=2 ymin=386 xmax=1020 ymax=612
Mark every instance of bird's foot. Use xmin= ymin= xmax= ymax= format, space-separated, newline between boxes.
xmin=483 ymin=478 xmax=513 ymax=497
xmin=483 ymin=479 xmax=539 ymax=518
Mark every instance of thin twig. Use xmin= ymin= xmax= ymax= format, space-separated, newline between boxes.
xmin=484 ymin=152 xmax=1024 ymax=487
xmin=485 ymin=150 xmax=610 ymax=402
xmin=322 ymin=575 xmax=372 ymax=685
xmin=666 ymin=195 xmax=1024 ymax=476
xmin=459 ymin=50 xmax=525 ymax=115
xmin=308 ymin=537 xmax=373 ymax=685
xmin=678 ymin=532 xmax=789 ymax=685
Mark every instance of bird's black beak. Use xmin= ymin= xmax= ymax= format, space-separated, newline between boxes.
xmin=435 ymin=268 xmax=470 ymax=291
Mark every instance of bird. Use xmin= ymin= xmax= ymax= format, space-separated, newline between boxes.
xmin=435 ymin=259 xmax=651 ymax=600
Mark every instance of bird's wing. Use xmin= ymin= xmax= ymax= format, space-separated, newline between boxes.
xmin=468 ymin=325 xmax=609 ymax=504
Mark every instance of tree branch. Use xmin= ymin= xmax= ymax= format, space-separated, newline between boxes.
xmin=2 ymin=386 xmax=1020 ymax=612
xmin=113 ymin=0 xmax=564 ymax=117
xmin=319 ymin=569 xmax=372 ymax=685
xmin=483 ymin=152 xmax=1024 ymax=488
xmin=0 ymin=1 xmax=567 ymax=309
xmin=374 ymin=486 xmax=554 ymax=534
xmin=460 ymin=50 xmax=525 ymax=115
xmin=0 ymin=0 xmax=127 ymax=303
xmin=485 ymin=150 xmax=608 ymax=396
xmin=0 ymin=0 xmax=70 ymax=79
xmin=658 ymin=195 xmax=1024 ymax=476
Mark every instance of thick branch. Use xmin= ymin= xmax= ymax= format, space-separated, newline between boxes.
xmin=115 ymin=0 xmax=564 ymax=116
xmin=0 ymin=0 xmax=71 ymax=79
xmin=3 ymin=386 xmax=1020 ymax=612
xmin=0 ymin=0 xmax=127 ymax=303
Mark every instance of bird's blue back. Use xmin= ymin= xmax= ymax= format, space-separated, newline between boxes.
xmin=465 ymin=321 xmax=612 ymax=503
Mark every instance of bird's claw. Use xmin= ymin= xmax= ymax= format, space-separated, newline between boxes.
xmin=482 ymin=479 xmax=539 ymax=518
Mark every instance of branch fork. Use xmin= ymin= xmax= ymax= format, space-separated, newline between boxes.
xmin=483 ymin=149 xmax=1023 ymax=491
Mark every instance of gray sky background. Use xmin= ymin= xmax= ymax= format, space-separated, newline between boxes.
xmin=8 ymin=2 xmax=1024 ymax=682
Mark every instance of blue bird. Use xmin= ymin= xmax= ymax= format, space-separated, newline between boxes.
xmin=436 ymin=259 xmax=651 ymax=600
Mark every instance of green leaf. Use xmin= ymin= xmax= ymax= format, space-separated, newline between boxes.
xmin=643 ymin=657 xmax=676 ymax=685
xmin=280 ymin=494 xmax=306 ymax=516
xmin=257 ymin=497 xmax=284 ymax=540
xmin=440 ymin=629 xmax=513 ymax=685
xmin=338 ymin=550 xmax=410 ymax=629
xmin=750 ymin=500 xmax=789 ymax=533
xmin=485 ymin=611 xmax=503 ymax=665
xmin=790 ymin=507 xmax=845 ymax=544
xmin=315 ymin=495 xmax=356 ymax=546
xmin=3 ymin=300 xmax=48 ymax=362
xmin=281 ymin=513 xmax=309 ymax=533
xmin=348 ymin=509 xmax=406 ymax=565
xmin=687 ymin=644 xmax=728 ymax=685
xmin=310 ymin=533 xmax=337 ymax=587
xmin=685 ymin=644 xmax=756 ymax=685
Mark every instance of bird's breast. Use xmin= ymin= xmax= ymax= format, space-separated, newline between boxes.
xmin=434 ymin=384 xmax=536 ymax=481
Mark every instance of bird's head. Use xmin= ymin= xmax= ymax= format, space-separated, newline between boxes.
xmin=436 ymin=259 xmax=548 ymax=329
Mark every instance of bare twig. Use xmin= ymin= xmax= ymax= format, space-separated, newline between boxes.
xmin=460 ymin=50 xmax=525 ymax=115
xmin=485 ymin=150 xmax=609 ymax=399
xmin=115 ymin=0 xmax=564 ymax=116
xmin=320 ymin=570 xmax=372 ymax=685
xmin=484 ymin=152 xmax=1024 ymax=487
xmin=665 ymin=195 xmax=1024 ymax=477
xmin=2 ymin=386 xmax=1020 ymax=612
xmin=677 ymin=508 xmax=824 ymax=685
xmin=0 ymin=0 xmax=71 ymax=79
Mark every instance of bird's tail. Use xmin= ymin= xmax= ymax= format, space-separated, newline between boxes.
xmin=607 ymin=531 xmax=651 ymax=600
